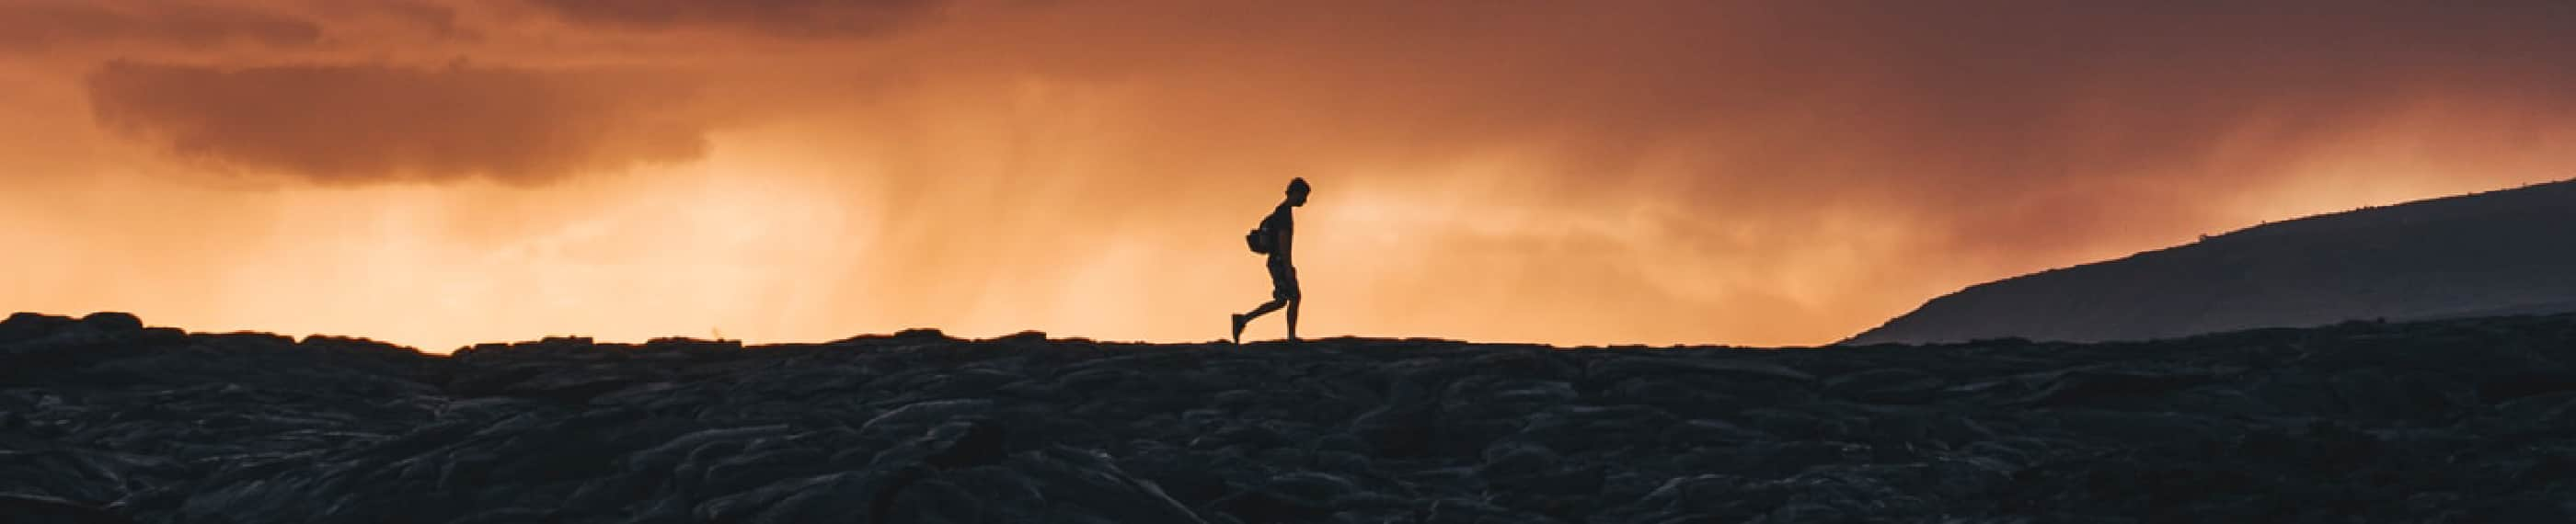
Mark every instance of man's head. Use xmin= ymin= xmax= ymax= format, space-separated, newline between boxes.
xmin=1285 ymin=177 xmax=1311 ymax=206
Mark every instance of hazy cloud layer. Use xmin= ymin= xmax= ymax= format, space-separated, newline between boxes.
xmin=524 ymin=0 xmax=947 ymax=39
xmin=893 ymin=2 xmax=2576 ymax=239
xmin=0 ymin=1 xmax=323 ymax=51
xmin=86 ymin=62 xmax=712 ymax=184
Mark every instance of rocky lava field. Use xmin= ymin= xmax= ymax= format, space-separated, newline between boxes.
xmin=5 ymin=312 xmax=2576 ymax=523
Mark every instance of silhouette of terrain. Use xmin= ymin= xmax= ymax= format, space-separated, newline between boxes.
xmin=6 ymin=312 xmax=2576 ymax=522
xmin=1847 ymin=179 xmax=2576 ymax=345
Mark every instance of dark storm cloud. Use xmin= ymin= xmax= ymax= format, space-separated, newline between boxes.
xmin=959 ymin=0 xmax=2576 ymax=255
xmin=86 ymin=62 xmax=712 ymax=184
xmin=1689 ymin=1 xmax=2576 ymax=249
xmin=0 ymin=1 xmax=322 ymax=51
xmin=524 ymin=0 xmax=947 ymax=39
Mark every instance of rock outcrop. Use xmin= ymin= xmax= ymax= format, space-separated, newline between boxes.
xmin=6 ymin=312 xmax=2576 ymax=522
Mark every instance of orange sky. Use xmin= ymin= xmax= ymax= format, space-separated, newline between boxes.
xmin=6 ymin=1 xmax=2576 ymax=351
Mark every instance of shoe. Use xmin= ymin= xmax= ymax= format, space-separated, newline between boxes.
xmin=1229 ymin=313 xmax=1248 ymax=344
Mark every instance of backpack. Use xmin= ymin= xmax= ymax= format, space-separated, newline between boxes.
xmin=1245 ymin=225 xmax=1274 ymax=255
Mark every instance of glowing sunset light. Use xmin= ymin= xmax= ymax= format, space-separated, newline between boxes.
xmin=6 ymin=1 xmax=2576 ymax=351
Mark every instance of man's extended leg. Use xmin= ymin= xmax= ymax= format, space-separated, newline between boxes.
xmin=1285 ymin=299 xmax=1299 ymax=341
xmin=1234 ymin=299 xmax=1283 ymax=344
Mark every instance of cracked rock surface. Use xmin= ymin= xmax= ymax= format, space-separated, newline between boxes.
xmin=5 ymin=312 xmax=2575 ymax=522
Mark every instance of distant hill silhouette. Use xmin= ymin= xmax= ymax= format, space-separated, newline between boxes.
xmin=1846 ymin=178 xmax=2576 ymax=345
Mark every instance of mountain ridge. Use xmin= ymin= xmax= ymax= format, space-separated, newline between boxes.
xmin=1845 ymin=178 xmax=2576 ymax=345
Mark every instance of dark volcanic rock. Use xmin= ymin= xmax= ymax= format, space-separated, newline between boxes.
xmin=0 ymin=493 xmax=133 ymax=524
xmin=77 ymin=312 xmax=144 ymax=332
xmin=6 ymin=311 xmax=2576 ymax=522
xmin=1824 ymin=368 xmax=1946 ymax=404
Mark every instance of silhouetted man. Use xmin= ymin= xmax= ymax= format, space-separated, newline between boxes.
xmin=1234 ymin=177 xmax=1310 ymax=343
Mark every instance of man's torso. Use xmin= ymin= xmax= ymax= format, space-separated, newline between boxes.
xmin=1262 ymin=204 xmax=1294 ymax=264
